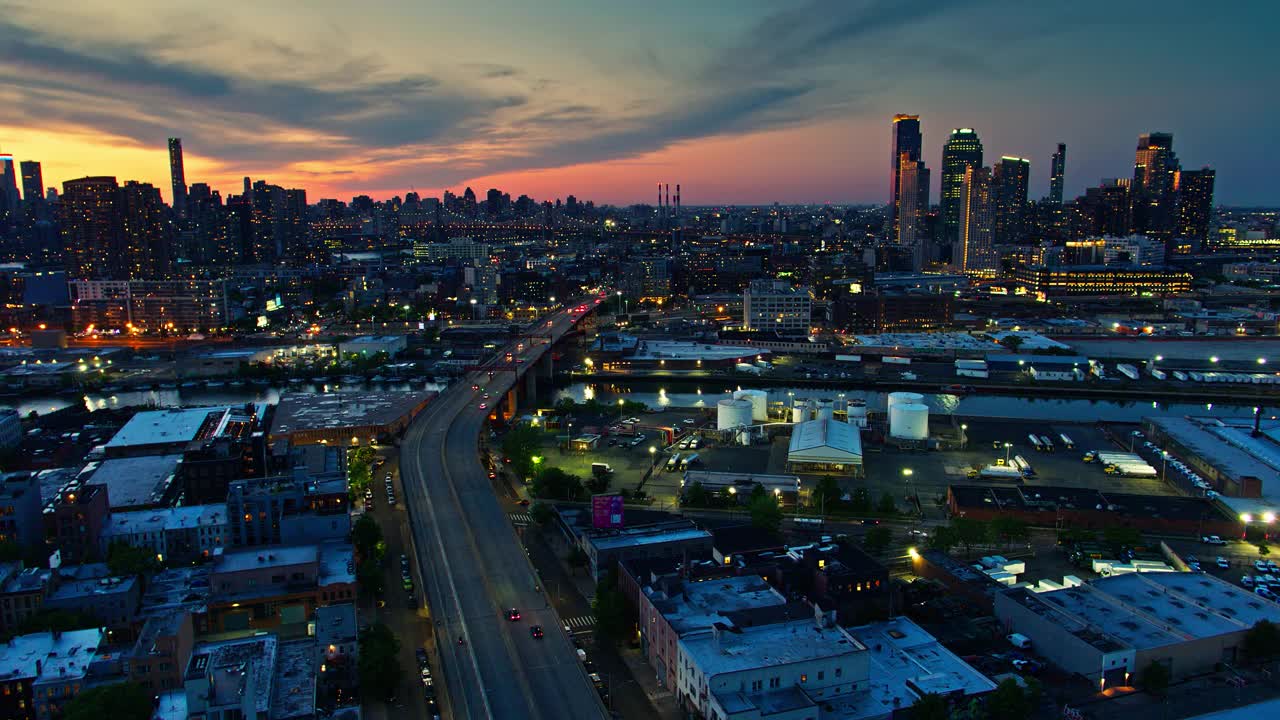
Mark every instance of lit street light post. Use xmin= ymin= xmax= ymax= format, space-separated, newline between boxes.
xmin=1004 ymin=442 xmax=1012 ymax=465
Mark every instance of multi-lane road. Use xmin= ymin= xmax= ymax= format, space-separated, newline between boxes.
xmin=400 ymin=299 xmax=606 ymax=719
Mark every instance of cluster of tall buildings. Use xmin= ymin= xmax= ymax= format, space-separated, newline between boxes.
xmin=889 ymin=117 xmax=1217 ymax=276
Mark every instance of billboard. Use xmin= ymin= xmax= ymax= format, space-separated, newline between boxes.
xmin=591 ymin=494 xmax=624 ymax=529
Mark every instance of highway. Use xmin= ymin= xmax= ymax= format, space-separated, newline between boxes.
xmin=400 ymin=298 xmax=607 ymax=719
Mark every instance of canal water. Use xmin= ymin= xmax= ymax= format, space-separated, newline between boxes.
xmin=551 ymin=382 xmax=1261 ymax=423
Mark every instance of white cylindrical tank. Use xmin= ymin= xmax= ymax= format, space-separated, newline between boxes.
xmin=887 ymin=391 xmax=924 ymax=415
xmin=791 ymin=401 xmax=807 ymax=423
xmin=717 ymin=398 xmax=754 ymax=430
xmin=846 ymin=400 xmax=868 ymax=428
xmin=816 ymin=400 xmax=834 ymax=422
xmin=733 ymin=389 xmax=769 ymax=422
xmin=889 ymin=402 xmax=929 ymax=440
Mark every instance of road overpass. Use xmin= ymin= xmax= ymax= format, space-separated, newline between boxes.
xmin=400 ymin=295 xmax=606 ymax=719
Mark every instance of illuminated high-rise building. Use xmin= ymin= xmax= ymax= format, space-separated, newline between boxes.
xmin=0 ymin=154 xmax=17 ymax=215
xmin=958 ymin=166 xmax=995 ymax=276
xmin=1049 ymin=143 xmax=1066 ymax=205
xmin=889 ymin=114 xmax=922 ymax=239
xmin=1175 ymin=167 xmax=1215 ymax=243
xmin=120 ymin=181 xmax=170 ymax=278
xmin=897 ymin=152 xmax=922 ymax=271
xmin=940 ymin=128 xmax=984 ymax=247
xmin=992 ymin=156 xmax=1030 ymax=244
xmin=168 ymin=138 xmax=187 ymax=217
xmin=61 ymin=176 xmax=123 ymax=279
xmin=1131 ymin=132 xmax=1179 ymax=239
xmin=19 ymin=161 xmax=42 ymax=207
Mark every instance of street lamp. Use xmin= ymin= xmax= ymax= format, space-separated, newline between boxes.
xmin=1003 ymin=442 xmax=1012 ymax=465
xmin=1210 ymin=356 xmax=1220 ymax=364
xmin=649 ymin=446 xmax=657 ymax=469
xmin=1259 ymin=358 xmax=1268 ymax=365
xmin=1160 ymin=450 xmax=1169 ymax=482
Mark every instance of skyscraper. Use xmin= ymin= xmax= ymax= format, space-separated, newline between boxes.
xmin=61 ymin=176 xmax=123 ymax=279
xmin=19 ymin=161 xmax=43 ymax=206
xmin=1131 ymin=132 xmax=1179 ymax=239
xmin=889 ymin=114 xmax=922 ymax=239
xmin=120 ymin=181 xmax=170 ymax=278
xmin=897 ymin=153 xmax=922 ymax=271
xmin=992 ymin=157 xmax=1030 ymax=245
xmin=0 ymin=154 xmax=18 ymax=215
xmin=1049 ymin=143 xmax=1066 ymax=205
xmin=940 ymin=128 xmax=984 ymax=247
xmin=1176 ymin=167 xmax=1215 ymax=244
xmin=958 ymin=166 xmax=995 ymax=276
xmin=168 ymin=138 xmax=187 ymax=217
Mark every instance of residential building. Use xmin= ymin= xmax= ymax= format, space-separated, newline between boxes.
xmin=168 ymin=138 xmax=187 ymax=217
xmin=47 ymin=483 xmax=110 ymax=564
xmin=413 ymin=236 xmax=492 ymax=261
xmin=992 ymin=156 xmax=1030 ymax=245
xmin=1176 ymin=167 xmax=1215 ymax=244
xmin=1131 ymin=132 xmax=1180 ymax=240
xmin=19 ymin=161 xmax=42 ymax=209
xmin=1049 ymin=143 xmax=1066 ymax=205
xmin=314 ymin=603 xmax=359 ymax=707
xmin=831 ymin=287 xmax=953 ymax=334
xmin=206 ymin=541 xmax=356 ymax=632
xmin=103 ymin=405 xmax=254 ymax=458
xmin=61 ymin=176 xmax=122 ymax=279
xmin=68 ymin=278 xmax=230 ymax=333
xmin=43 ymin=574 xmax=141 ymax=628
xmin=0 ymin=472 xmax=44 ymax=550
xmin=128 ymin=610 xmax=194 ymax=693
xmin=76 ymin=454 xmax=183 ymax=511
xmin=888 ymin=114 xmax=922 ymax=242
xmin=581 ymin=520 xmax=713 ymax=583
xmin=0 ymin=564 xmax=54 ymax=633
xmin=742 ymin=280 xmax=811 ymax=333
xmin=1012 ymin=265 xmax=1193 ymax=297
xmin=99 ymin=504 xmax=229 ymax=564
xmin=940 ymin=128 xmax=983 ymax=247
xmin=226 ymin=468 xmax=349 ymax=548
xmin=958 ymin=165 xmax=996 ymax=275
xmin=0 ymin=629 xmax=105 ymax=720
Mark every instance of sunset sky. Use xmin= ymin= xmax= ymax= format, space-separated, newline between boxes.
xmin=0 ymin=0 xmax=1275 ymax=206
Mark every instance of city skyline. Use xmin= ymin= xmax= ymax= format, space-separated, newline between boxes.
xmin=0 ymin=1 xmax=1276 ymax=206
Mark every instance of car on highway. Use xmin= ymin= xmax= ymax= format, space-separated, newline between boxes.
xmin=1217 ymin=557 xmax=1230 ymax=569
xmin=1256 ymin=560 xmax=1271 ymax=572
xmin=1202 ymin=535 xmax=1226 ymax=545
xmin=507 ymin=608 xmax=522 ymax=621
xmin=530 ymin=625 xmax=544 ymax=639
xmin=416 ymin=648 xmax=429 ymax=667
xmin=1258 ymin=586 xmax=1278 ymax=601
xmin=479 ymin=402 xmax=488 ymax=409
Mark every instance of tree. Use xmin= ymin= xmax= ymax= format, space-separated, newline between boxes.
xmin=352 ymin=514 xmax=385 ymax=563
xmin=106 ymin=541 xmax=160 ymax=577
xmin=17 ymin=608 xmax=100 ymax=636
xmin=502 ymin=423 xmax=543 ymax=479
xmin=985 ymin=678 xmax=1032 ymax=720
xmin=683 ymin=481 xmax=711 ymax=508
xmin=1103 ymin=526 xmax=1143 ymax=550
xmin=1243 ymin=619 xmax=1280 ymax=662
xmin=567 ymin=546 xmax=589 ymax=573
xmin=877 ymin=492 xmax=897 ymax=514
xmin=358 ymin=623 xmax=402 ymax=701
xmin=585 ymin=472 xmax=611 ymax=495
xmin=813 ymin=476 xmax=842 ymax=512
xmin=357 ymin=558 xmax=385 ymax=600
xmin=530 ymin=501 xmax=554 ymax=526
xmin=952 ymin=518 xmax=989 ymax=556
xmin=592 ymin=575 xmax=627 ymax=645
xmin=554 ymin=397 xmax=578 ymax=413
xmin=908 ymin=692 xmax=949 ymax=720
xmin=63 ymin=682 xmax=152 ymax=720
xmin=1140 ymin=660 xmax=1171 ymax=696
xmin=863 ymin=526 xmax=893 ymax=555
xmin=749 ymin=493 xmax=782 ymax=534
xmin=928 ymin=526 xmax=960 ymax=553
xmin=531 ymin=467 xmax=584 ymax=501
xmin=1000 ymin=335 xmax=1025 ymax=352
xmin=849 ymin=487 xmax=872 ymax=513
xmin=990 ymin=516 xmax=1029 ymax=546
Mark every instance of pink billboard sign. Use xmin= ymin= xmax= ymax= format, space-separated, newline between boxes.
xmin=592 ymin=494 xmax=624 ymax=529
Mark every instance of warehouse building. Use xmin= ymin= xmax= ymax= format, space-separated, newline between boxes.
xmin=786 ymin=418 xmax=863 ymax=476
xmin=995 ymin=572 xmax=1280 ymax=684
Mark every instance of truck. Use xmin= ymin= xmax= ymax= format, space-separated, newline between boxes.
xmin=1039 ymin=435 xmax=1055 ymax=452
xmin=1058 ymin=433 xmax=1075 ymax=449
xmin=970 ymin=465 xmax=1025 ymax=481
xmin=835 ymin=354 xmax=863 ymax=363
xmin=1173 ymin=370 xmax=1188 ymax=381
xmin=1095 ymin=452 xmax=1145 ymax=465
xmin=883 ymin=356 xmax=911 ymax=365
xmin=1105 ymin=463 xmax=1159 ymax=477
xmin=591 ymin=462 xmax=614 ymax=477
xmin=1012 ymin=455 xmax=1036 ymax=477
xmin=1117 ymin=363 xmax=1140 ymax=380
xmin=734 ymin=363 xmax=764 ymax=375
xmin=680 ymin=453 xmax=699 ymax=469
xmin=665 ymin=453 xmax=681 ymax=472
xmin=1150 ymin=368 xmax=1167 ymax=381
xmin=1028 ymin=434 xmax=1044 ymax=451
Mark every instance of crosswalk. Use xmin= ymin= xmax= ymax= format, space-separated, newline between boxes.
xmin=564 ymin=615 xmax=595 ymax=631
xmin=510 ymin=512 xmax=533 ymax=525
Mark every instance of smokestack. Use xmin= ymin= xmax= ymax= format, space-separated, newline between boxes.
xmin=665 ymin=183 xmax=670 ymax=211
xmin=676 ymin=184 xmax=681 ymax=215
xmin=657 ymin=183 xmax=661 ymax=210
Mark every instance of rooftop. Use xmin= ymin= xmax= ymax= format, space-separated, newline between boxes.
xmin=105 ymin=406 xmax=233 ymax=449
xmin=47 ymin=574 xmax=138 ymax=603
xmin=82 ymin=454 xmax=183 ymax=509
xmin=138 ymin=566 xmax=211 ymax=618
xmin=271 ymin=639 xmax=317 ymax=719
xmin=315 ymin=603 xmax=358 ymax=645
xmin=833 ymin=617 xmax=998 ymax=719
xmin=270 ymin=391 xmax=430 ymax=435
xmin=585 ymin=521 xmax=712 ymax=553
xmin=187 ymin=635 xmax=278 ymax=714
xmin=214 ymin=544 xmax=318 ymax=575
xmin=647 ymin=574 xmax=786 ymax=636
xmin=788 ymin=419 xmax=862 ymax=464
xmin=0 ymin=628 xmax=103 ymax=684
xmin=103 ymin=503 xmax=228 ymax=538
xmin=628 ymin=340 xmax=765 ymax=362
xmin=949 ymin=484 xmax=1229 ymax=523
xmin=151 ymin=690 xmax=188 ymax=720
xmin=1149 ymin=415 xmax=1280 ymax=486
xmin=683 ymin=618 xmax=863 ymax=678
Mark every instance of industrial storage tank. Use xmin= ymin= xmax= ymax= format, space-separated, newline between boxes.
xmin=887 ymin=391 xmax=924 ymax=415
xmin=733 ymin=389 xmax=770 ymax=422
xmin=717 ymin=398 xmax=754 ymax=430
xmin=889 ymin=402 xmax=929 ymax=440
xmin=815 ymin=400 xmax=834 ymax=422
xmin=791 ymin=400 xmax=808 ymax=423
xmin=846 ymin=400 xmax=868 ymax=428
